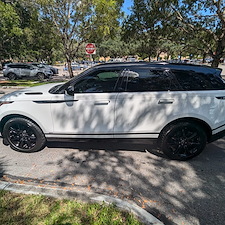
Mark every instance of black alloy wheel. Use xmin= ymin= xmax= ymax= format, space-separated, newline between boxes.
xmin=3 ymin=118 xmax=46 ymax=152
xmin=160 ymin=122 xmax=207 ymax=160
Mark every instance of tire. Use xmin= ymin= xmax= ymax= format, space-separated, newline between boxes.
xmin=159 ymin=122 xmax=207 ymax=160
xmin=36 ymin=72 xmax=45 ymax=80
xmin=8 ymin=73 xmax=17 ymax=80
xmin=3 ymin=118 xmax=46 ymax=153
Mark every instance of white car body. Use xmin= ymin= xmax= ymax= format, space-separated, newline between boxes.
xmin=1 ymin=62 xmax=225 ymax=160
xmin=1 ymin=83 xmax=225 ymax=138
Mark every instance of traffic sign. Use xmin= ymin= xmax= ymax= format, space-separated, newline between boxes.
xmin=85 ymin=43 xmax=96 ymax=54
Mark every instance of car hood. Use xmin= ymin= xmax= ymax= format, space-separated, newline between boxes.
xmin=0 ymin=83 xmax=64 ymax=102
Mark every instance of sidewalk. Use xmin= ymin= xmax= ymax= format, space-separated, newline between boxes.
xmin=0 ymin=180 xmax=163 ymax=225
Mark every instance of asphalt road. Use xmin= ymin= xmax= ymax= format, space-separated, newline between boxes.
xmin=0 ymin=137 xmax=225 ymax=225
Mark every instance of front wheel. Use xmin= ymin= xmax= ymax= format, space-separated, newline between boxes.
xmin=160 ymin=122 xmax=207 ymax=160
xmin=3 ymin=117 xmax=46 ymax=153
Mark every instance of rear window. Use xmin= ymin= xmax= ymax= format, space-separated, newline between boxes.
xmin=171 ymin=69 xmax=225 ymax=90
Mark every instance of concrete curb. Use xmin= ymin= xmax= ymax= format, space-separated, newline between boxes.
xmin=0 ymin=181 xmax=163 ymax=225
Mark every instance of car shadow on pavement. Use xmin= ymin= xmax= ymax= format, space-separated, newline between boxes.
xmin=44 ymin=138 xmax=225 ymax=225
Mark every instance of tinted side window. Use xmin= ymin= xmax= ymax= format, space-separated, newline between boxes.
xmin=9 ymin=65 xmax=19 ymax=68
xmin=120 ymin=68 xmax=180 ymax=92
xmin=171 ymin=69 xmax=225 ymax=90
xmin=10 ymin=65 xmax=25 ymax=69
xmin=74 ymin=70 xmax=121 ymax=93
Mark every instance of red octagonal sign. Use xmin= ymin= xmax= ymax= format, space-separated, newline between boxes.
xmin=85 ymin=43 xmax=96 ymax=54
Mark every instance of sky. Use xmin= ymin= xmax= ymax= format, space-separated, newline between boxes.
xmin=122 ymin=0 xmax=133 ymax=15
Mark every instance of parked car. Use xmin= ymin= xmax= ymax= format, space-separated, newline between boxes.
xmin=29 ymin=63 xmax=54 ymax=77
xmin=3 ymin=63 xmax=52 ymax=80
xmin=0 ymin=62 xmax=225 ymax=160
xmin=40 ymin=63 xmax=59 ymax=75
xmin=30 ymin=62 xmax=57 ymax=75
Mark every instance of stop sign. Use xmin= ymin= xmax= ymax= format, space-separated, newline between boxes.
xmin=85 ymin=43 xmax=96 ymax=54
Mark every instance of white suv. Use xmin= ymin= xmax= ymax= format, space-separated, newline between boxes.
xmin=0 ymin=62 xmax=225 ymax=160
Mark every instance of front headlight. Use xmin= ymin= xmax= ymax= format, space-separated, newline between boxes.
xmin=0 ymin=101 xmax=14 ymax=106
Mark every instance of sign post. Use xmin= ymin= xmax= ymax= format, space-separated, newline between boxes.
xmin=85 ymin=43 xmax=96 ymax=61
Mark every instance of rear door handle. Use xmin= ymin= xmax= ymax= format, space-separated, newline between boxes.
xmin=94 ymin=101 xmax=110 ymax=105
xmin=158 ymin=99 xmax=174 ymax=104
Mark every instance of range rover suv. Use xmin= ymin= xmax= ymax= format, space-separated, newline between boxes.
xmin=0 ymin=62 xmax=225 ymax=160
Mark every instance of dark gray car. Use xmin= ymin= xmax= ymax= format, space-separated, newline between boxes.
xmin=3 ymin=63 xmax=53 ymax=80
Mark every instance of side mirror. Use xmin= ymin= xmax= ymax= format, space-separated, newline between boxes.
xmin=65 ymin=86 xmax=74 ymax=96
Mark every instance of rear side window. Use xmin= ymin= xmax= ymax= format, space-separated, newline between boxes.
xmin=171 ymin=69 xmax=225 ymax=90
xmin=8 ymin=64 xmax=24 ymax=69
xmin=119 ymin=68 xmax=181 ymax=92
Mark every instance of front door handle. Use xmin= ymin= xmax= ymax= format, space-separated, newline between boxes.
xmin=94 ymin=101 xmax=110 ymax=105
xmin=158 ymin=99 xmax=174 ymax=104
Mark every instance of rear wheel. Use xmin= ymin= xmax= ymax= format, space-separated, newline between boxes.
xmin=8 ymin=73 xmax=17 ymax=80
xmin=3 ymin=117 xmax=46 ymax=153
xmin=160 ymin=122 xmax=207 ymax=160
xmin=36 ymin=72 xmax=45 ymax=80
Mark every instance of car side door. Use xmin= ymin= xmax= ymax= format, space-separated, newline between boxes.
xmin=114 ymin=67 xmax=187 ymax=138
xmin=50 ymin=68 xmax=122 ymax=137
xmin=20 ymin=65 xmax=32 ymax=77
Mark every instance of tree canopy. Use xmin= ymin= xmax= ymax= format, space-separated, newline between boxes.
xmin=1 ymin=0 xmax=225 ymax=69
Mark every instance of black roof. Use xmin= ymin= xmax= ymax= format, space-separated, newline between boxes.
xmin=93 ymin=62 xmax=222 ymax=76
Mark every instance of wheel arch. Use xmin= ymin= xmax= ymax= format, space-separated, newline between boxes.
xmin=0 ymin=114 xmax=44 ymax=135
xmin=159 ymin=117 xmax=212 ymax=142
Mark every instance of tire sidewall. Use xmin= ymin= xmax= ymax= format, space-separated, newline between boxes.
xmin=3 ymin=118 xmax=46 ymax=153
xmin=161 ymin=122 xmax=207 ymax=160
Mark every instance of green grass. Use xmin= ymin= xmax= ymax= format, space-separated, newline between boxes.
xmin=0 ymin=190 xmax=143 ymax=225
xmin=0 ymin=80 xmax=64 ymax=87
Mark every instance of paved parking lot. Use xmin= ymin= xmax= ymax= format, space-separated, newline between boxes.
xmin=0 ymin=137 xmax=225 ymax=225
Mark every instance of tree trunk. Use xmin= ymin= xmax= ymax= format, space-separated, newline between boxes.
xmin=202 ymin=52 xmax=206 ymax=63
xmin=211 ymin=57 xmax=220 ymax=68
xmin=157 ymin=52 xmax=161 ymax=61
xmin=66 ymin=58 xmax=74 ymax=78
xmin=211 ymin=40 xmax=224 ymax=68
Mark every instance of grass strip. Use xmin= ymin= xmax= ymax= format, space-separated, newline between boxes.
xmin=0 ymin=190 xmax=143 ymax=225
xmin=0 ymin=80 xmax=64 ymax=87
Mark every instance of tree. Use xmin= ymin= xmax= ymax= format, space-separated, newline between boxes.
xmin=122 ymin=0 xmax=176 ymax=61
xmin=34 ymin=0 xmax=123 ymax=78
xmin=123 ymin=0 xmax=225 ymax=67
xmin=0 ymin=1 xmax=22 ymax=61
xmin=167 ymin=0 xmax=225 ymax=67
xmin=98 ymin=35 xmax=129 ymax=59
